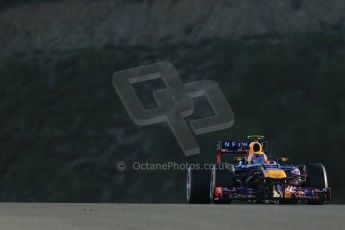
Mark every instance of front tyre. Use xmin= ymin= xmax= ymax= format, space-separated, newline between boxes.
xmin=306 ymin=163 xmax=328 ymax=205
xmin=210 ymin=163 xmax=235 ymax=204
xmin=186 ymin=165 xmax=211 ymax=204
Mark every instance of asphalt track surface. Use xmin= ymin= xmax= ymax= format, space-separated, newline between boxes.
xmin=0 ymin=203 xmax=344 ymax=230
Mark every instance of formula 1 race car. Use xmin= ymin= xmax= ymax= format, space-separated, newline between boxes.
xmin=186 ymin=135 xmax=331 ymax=204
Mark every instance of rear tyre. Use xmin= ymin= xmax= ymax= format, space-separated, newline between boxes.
xmin=306 ymin=164 xmax=328 ymax=205
xmin=210 ymin=163 xmax=235 ymax=204
xmin=186 ymin=165 xmax=211 ymax=204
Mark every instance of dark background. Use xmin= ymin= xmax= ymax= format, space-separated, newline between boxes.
xmin=1 ymin=0 xmax=345 ymax=203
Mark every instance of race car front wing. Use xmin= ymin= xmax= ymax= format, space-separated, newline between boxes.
xmin=219 ymin=186 xmax=331 ymax=201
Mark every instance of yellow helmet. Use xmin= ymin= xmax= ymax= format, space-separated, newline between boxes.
xmin=249 ymin=142 xmax=262 ymax=155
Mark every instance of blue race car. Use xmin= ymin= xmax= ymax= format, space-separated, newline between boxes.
xmin=186 ymin=135 xmax=331 ymax=204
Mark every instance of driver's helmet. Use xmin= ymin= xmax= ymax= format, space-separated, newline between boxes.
xmin=250 ymin=142 xmax=262 ymax=154
xmin=247 ymin=142 xmax=268 ymax=164
xmin=248 ymin=141 xmax=262 ymax=155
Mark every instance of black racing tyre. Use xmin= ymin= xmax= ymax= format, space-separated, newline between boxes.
xmin=306 ymin=163 xmax=328 ymax=205
xmin=210 ymin=163 xmax=235 ymax=204
xmin=186 ymin=165 xmax=211 ymax=204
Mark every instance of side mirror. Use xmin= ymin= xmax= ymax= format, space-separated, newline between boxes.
xmin=234 ymin=157 xmax=244 ymax=162
xmin=234 ymin=157 xmax=246 ymax=164
xmin=277 ymin=157 xmax=289 ymax=163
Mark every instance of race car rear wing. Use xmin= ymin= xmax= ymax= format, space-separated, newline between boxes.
xmin=216 ymin=140 xmax=269 ymax=163
xmin=216 ymin=141 xmax=249 ymax=163
xmin=217 ymin=141 xmax=250 ymax=154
